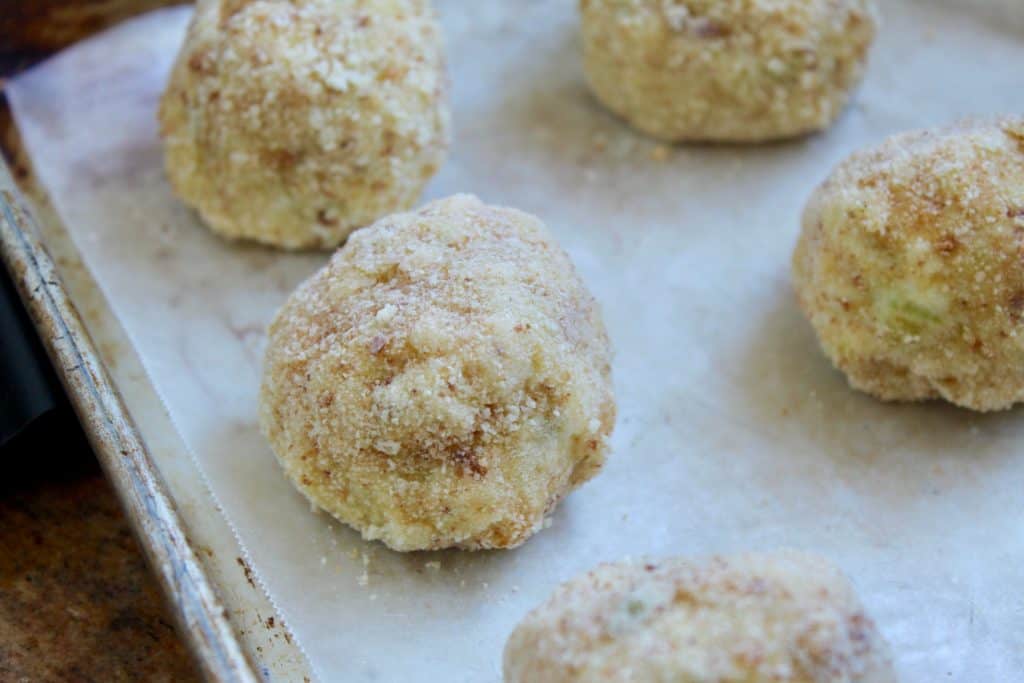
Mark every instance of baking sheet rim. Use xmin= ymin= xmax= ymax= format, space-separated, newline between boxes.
xmin=0 ymin=156 xmax=260 ymax=683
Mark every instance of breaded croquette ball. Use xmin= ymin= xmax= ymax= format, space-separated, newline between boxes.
xmin=579 ymin=0 xmax=877 ymax=142
xmin=159 ymin=0 xmax=450 ymax=249
xmin=258 ymin=195 xmax=616 ymax=551
xmin=794 ymin=118 xmax=1024 ymax=411
xmin=504 ymin=552 xmax=896 ymax=683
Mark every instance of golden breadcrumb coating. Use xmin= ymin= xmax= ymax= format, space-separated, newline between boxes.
xmin=258 ymin=195 xmax=616 ymax=551
xmin=793 ymin=118 xmax=1024 ymax=411
xmin=159 ymin=0 xmax=450 ymax=249
xmin=504 ymin=552 xmax=896 ymax=683
xmin=579 ymin=0 xmax=877 ymax=142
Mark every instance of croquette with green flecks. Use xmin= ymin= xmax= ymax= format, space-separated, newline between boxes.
xmin=793 ymin=118 xmax=1024 ymax=411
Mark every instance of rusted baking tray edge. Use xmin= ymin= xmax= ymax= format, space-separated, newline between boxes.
xmin=0 ymin=157 xmax=259 ymax=683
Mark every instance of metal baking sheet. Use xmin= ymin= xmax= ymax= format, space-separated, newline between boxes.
xmin=7 ymin=1 xmax=1024 ymax=680
xmin=0 ymin=160 xmax=257 ymax=682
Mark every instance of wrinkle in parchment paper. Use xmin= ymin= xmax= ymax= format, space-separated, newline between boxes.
xmin=8 ymin=2 xmax=1024 ymax=681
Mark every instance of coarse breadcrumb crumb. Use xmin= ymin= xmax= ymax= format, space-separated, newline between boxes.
xmin=159 ymin=0 xmax=450 ymax=249
xmin=794 ymin=117 xmax=1024 ymax=411
xmin=579 ymin=0 xmax=878 ymax=142
xmin=258 ymin=195 xmax=616 ymax=551
xmin=503 ymin=552 xmax=896 ymax=683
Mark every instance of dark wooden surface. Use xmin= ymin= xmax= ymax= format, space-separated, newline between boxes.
xmin=0 ymin=0 xmax=179 ymax=53
xmin=0 ymin=413 xmax=200 ymax=683
xmin=1 ymin=2 xmax=202 ymax=681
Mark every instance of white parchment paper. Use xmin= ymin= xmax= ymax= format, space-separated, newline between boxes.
xmin=8 ymin=2 xmax=1024 ymax=680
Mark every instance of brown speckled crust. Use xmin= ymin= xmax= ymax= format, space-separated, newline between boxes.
xmin=259 ymin=195 xmax=616 ymax=551
xmin=579 ymin=0 xmax=877 ymax=142
xmin=159 ymin=0 xmax=451 ymax=249
xmin=0 ymin=473 xmax=200 ymax=683
xmin=793 ymin=118 xmax=1024 ymax=411
xmin=504 ymin=553 xmax=896 ymax=683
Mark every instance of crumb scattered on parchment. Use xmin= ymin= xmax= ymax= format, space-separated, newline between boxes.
xmin=650 ymin=145 xmax=670 ymax=162
xmin=236 ymin=556 xmax=257 ymax=588
xmin=354 ymin=549 xmax=372 ymax=586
